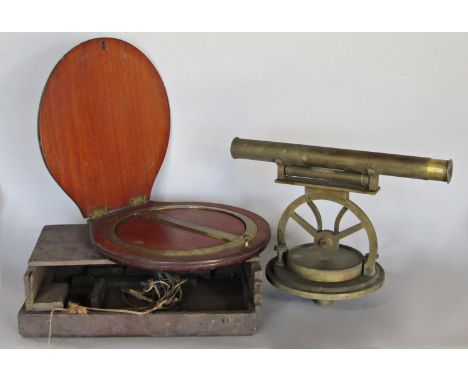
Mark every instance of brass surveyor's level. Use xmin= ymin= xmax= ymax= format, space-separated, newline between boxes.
xmin=231 ymin=137 xmax=452 ymax=305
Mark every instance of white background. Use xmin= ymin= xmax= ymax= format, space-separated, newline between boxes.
xmin=0 ymin=33 xmax=467 ymax=348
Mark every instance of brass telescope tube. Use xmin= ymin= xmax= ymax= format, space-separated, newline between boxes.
xmin=231 ymin=138 xmax=453 ymax=183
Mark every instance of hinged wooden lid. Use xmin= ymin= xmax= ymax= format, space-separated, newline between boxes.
xmin=38 ymin=38 xmax=170 ymax=217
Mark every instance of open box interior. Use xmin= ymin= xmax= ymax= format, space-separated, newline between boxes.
xmin=29 ymin=263 xmax=255 ymax=313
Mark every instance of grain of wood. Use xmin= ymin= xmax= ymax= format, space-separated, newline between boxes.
xmin=24 ymin=267 xmax=46 ymax=310
xmin=38 ymin=38 xmax=170 ymax=218
xmin=30 ymin=283 xmax=69 ymax=311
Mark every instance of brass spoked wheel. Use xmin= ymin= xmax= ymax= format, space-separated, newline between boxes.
xmin=266 ymin=191 xmax=384 ymax=303
xmin=276 ymin=192 xmax=378 ymax=277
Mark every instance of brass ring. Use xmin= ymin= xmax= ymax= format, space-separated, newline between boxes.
xmin=102 ymin=204 xmax=258 ymax=257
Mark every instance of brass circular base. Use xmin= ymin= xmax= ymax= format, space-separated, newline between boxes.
xmin=287 ymin=243 xmax=364 ymax=282
xmin=266 ymin=249 xmax=384 ymax=302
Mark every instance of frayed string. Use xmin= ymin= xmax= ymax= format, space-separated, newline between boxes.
xmin=48 ymin=275 xmax=186 ymax=345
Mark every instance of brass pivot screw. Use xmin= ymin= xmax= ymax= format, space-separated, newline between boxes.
xmin=315 ymin=230 xmax=339 ymax=251
xmin=318 ymin=238 xmax=331 ymax=248
xmin=274 ymin=244 xmax=288 ymax=266
xmin=243 ymin=234 xmax=250 ymax=247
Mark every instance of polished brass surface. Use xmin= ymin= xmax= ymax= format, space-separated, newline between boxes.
xmin=145 ymin=212 xmax=239 ymax=241
xmin=287 ymin=244 xmax=364 ymax=283
xmin=102 ymin=204 xmax=257 ymax=257
xmin=231 ymin=137 xmax=452 ymax=184
xmin=231 ymin=137 xmax=452 ymax=305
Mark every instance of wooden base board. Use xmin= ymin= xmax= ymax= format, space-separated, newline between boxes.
xmin=18 ymin=305 xmax=256 ymax=337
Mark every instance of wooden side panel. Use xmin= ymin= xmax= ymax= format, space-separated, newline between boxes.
xmin=30 ymin=283 xmax=69 ymax=311
xmin=24 ymin=267 xmax=46 ymax=310
xmin=18 ymin=307 xmax=257 ymax=337
xmin=244 ymin=257 xmax=262 ymax=307
xmin=38 ymin=38 xmax=170 ymax=217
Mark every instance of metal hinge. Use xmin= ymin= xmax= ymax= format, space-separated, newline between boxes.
xmin=88 ymin=206 xmax=107 ymax=219
xmin=129 ymin=194 xmax=148 ymax=207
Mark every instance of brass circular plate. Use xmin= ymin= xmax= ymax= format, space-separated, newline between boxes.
xmin=266 ymin=255 xmax=384 ymax=301
xmin=102 ymin=204 xmax=258 ymax=257
xmin=287 ymin=244 xmax=364 ymax=283
xmin=91 ymin=201 xmax=271 ymax=272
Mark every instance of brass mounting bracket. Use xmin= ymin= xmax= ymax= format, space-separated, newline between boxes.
xmin=274 ymin=159 xmax=380 ymax=194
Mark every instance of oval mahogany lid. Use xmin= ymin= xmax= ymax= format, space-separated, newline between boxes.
xmin=38 ymin=38 xmax=170 ymax=217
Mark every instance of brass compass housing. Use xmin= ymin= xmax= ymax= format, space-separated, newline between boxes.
xmin=231 ymin=138 xmax=452 ymax=305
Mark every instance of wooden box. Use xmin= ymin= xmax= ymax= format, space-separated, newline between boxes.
xmin=18 ymin=225 xmax=262 ymax=337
